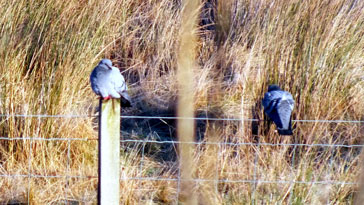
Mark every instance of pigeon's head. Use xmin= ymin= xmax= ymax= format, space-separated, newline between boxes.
xmin=98 ymin=59 xmax=112 ymax=69
xmin=268 ymin=84 xmax=281 ymax=92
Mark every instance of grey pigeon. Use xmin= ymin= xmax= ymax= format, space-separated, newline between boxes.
xmin=262 ymin=84 xmax=294 ymax=135
xmin=90 ymin=59 xmax=132 ymax=107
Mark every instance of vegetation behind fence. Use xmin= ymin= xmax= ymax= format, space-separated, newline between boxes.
xmin=0 ymin=0 xmax=364 ymax=204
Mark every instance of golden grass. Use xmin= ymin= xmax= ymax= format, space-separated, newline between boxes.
xmin=0 ymin=0 xmax=364 ymax=204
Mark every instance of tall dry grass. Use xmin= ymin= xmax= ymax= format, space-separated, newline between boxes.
xmin=0 ymin=0 xmax=363 ymax=204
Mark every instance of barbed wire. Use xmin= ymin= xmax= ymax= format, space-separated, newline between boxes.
xmin=0 ymin=114 xmax=363 ymax=123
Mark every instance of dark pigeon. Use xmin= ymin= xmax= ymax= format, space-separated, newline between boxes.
xmin=90 ymin=59 xmax=132 ymax=107
xmin=262 ymin=84 xmax=294 ymax=135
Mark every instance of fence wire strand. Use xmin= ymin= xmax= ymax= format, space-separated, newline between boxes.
xmin=1 ymin=137 xmax=362 ymax=148
xmin=118 ymin=177 xmax=358 ymax=185
xmin=0 ymin=113 xmax=362 ymax=200
xmin=0 ymin=114 xmax=363 ymax=123
xmin=120 ymin=139 xmax=364 ymax=148
xmin=0 ymin=174 xmax=357 ymax=185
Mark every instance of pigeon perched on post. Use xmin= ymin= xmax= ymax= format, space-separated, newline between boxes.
xmin=90 ymin=59 xmax=132 ymax=107
xmin=262 ymin=84 xmax=294 ymax=135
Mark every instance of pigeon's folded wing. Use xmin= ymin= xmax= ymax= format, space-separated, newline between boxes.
xmin=263 ymin=91 xmax=282 ymax=114
xmin=276 ymin=100 xmax=292 ymax=129
xmin=275 ymin=92 xmax=294 ymax=129
xmin=90 ymin=65 xmax=110 ymax=97
xmin=110 ymin=67 xmax=127 ymax=93
xmin=284 ymin=92 xmax=295 ymax=111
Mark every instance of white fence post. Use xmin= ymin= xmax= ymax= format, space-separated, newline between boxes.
xmin=98 ymin=99 xmax=120 ymax=204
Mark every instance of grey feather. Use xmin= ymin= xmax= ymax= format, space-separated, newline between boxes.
xmin=90 ymin=59 xmax=132 ymax=106
xmin=262 ymin=85 xmax=294 ymax=135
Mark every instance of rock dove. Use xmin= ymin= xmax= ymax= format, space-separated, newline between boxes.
xmin=90 ymin=59 xmax=132 ymax=107
xmin=262 ymin=84 xmax=294 ymax=135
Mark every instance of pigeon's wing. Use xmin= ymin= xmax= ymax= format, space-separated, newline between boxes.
xmin=263 ymin=91 xmax=288 ymax=128
xmin=90 ymin=65 xmax=109 ymax=98
xmin=284 ymin=92 xmax=295 ymax=111
xmin=109 ymin=67 xmax=132 ymax=106
xmin=262 ymin=91 xmax=283 ymax=115
xmin=276 ymin=92 xmax=294 ymax=130
xmin=262 ymin=92 xmax=274 ymax=113
xmin=110 ymin=67 xmax=127 ymax=93
xmin=90 ymin=69 xmax=100 ymax=94
xmin=269 ymin=105 xmax=284 ymax=128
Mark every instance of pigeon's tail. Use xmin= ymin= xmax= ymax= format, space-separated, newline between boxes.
xmin=120 ymin=97 xmax=132 ymax=107
xmin=120 ymin=92 xmax=132 ymax=107
xmin=278 ymin=129 xmax=293 ymax=135
xmin=277 ymin=120 xmax=293 ymax=135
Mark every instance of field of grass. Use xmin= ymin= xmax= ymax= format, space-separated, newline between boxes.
xmin=0 ymin=0 xmax=364 ymax=204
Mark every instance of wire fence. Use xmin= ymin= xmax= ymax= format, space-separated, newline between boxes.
xmin=0 ymin=137 xmax=363 ymax=148
xmin=1 ymin=114 xmax=364 ymax=123
xmin=0 ymin=113 xmax=362 ymax=203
